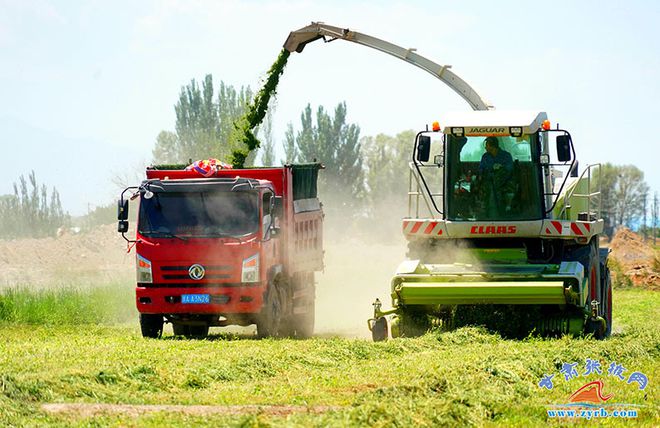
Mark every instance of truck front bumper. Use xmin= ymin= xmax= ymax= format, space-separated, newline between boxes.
xmin=136 ymin=284 xmax=265 ymax=314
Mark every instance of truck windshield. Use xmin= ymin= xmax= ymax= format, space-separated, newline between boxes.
xmin=445 ymin=134 xmax=543 ymax=221
xmin=138 ymin=191 xmax=259 ymax=238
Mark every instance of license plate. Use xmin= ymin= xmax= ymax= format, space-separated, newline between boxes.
xmin=181 ymin=294 xmax=210 ymax=304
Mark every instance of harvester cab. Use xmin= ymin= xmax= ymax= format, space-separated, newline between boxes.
xmin=369 ymin=111 xmax=611 ymax=341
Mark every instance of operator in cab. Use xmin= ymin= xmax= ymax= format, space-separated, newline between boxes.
xmin=478 ymin=136 xmax=514 ymax=217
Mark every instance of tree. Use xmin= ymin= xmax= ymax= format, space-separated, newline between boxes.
xmin=0 ymin=171 xmax=69 ymax=238
xmin=282 ymin=123 xmax=297 ymax=164
xmin=362 ymin=130 xmax=415 ymax=214
xmin=152 ymin=75 xmax=254 ymax=164
xmin=294 ymin=102 xmax=363 ymax=202
xmin=259 ymin=108 xmax=276 ymax=166
xmin=600 ymin=163 xmax=649 ymax=236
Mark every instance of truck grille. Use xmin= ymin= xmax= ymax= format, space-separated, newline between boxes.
xmin=159 ymin=265 xmax=232 ymax=280
xmin=160 ymin=265 xmax=231 ymax=271
xmin=138 ymin=282 xmax=255 ymax=288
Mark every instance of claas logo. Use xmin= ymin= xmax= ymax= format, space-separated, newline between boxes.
xmin=470 ymin=225 xmax=517 ymax=234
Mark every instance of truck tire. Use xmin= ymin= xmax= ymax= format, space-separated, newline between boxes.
xmin=285 ymin=300 xmax=315 ymax=339
xmin=257 ymin=282 xmax=283 ymax=338
xmin=173 ymin=323 xmax=209 ymax=339
xmin=140 ymin=314 xmax=163 ymax=338
xmin=172 ymin=323 xmax=187 ymax=336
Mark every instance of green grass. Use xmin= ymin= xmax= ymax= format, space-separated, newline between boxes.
xmin=0 ymin=288 xmax=658 ymax=427
xmin=0 ymin=283 xmax=135 ymax=325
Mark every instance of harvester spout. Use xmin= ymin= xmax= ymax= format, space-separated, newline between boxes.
xmin=283 ymin=21 xmax=493 ymax=111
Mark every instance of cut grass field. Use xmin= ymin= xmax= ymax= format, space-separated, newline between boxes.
xmin=0 ymin=286 xmax=658 ymax=427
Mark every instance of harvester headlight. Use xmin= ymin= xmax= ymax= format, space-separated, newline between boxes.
xmin=451 ymin=127 xmax=464 ymax=137
xmin=136 ymin=254 xmax=153 ymax=283
xmin=241 ymin=254 xmax=259 ymax=283
xmin=509 ymin=127 xmax=523 ymax=137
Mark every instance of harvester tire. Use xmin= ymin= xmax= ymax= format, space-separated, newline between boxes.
xmin=602 ymin=268 xmax=613 ymax=338
xmin=372 ymin=317 xmax=388 ymax=342
xmin=398 ymin=308 xmax=431 ymax=337
xmin=584 ymin=317 xmax=606 ymax=340
xmin=139 ymin=314 xmax=163 ymax=339
xmin=565 ymin=240 xmax=601 ymax=308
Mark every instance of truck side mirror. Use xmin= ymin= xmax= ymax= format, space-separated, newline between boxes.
xmin=556 ymin=135 xmax=572 ymax=162
xmin=118 ymin=220 xmax=129 ymax=233
xmin=262 ymin=193 xmax=272 ymax=216
xmin=118 ymin=199 xmax=129 ymax=220
xmin=273 ymin=196 xmax=283 ymax=219
xmin=417 ymin=135 xmax=431 ymax=162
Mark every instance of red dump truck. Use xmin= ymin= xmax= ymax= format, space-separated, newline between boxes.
xmin=117 ymin=163 xmax=324 ymax=339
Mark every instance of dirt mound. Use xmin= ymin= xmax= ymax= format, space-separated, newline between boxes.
xmin=609 ymin=227 xmax=659 ymax=289
xmin=0 ymin=224 xmax=133 ymax=288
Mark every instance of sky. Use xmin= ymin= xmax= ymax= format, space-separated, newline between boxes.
xmin=1 ymin=0 xmax=659 ymax=215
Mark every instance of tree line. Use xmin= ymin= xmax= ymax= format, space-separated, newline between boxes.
xmin=0 ymin=171 xmax=69 ymax=238
xmin=150 ymin=75 xmax=657 ymax=239
xmin=0 ymin=75 xmax=655 ymax=239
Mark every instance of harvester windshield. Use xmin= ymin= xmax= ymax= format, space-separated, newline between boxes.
xmin=445 ymin=134 xmax=543 ymax=221
xmin=138 ymin=191 xmax=259 ymax=238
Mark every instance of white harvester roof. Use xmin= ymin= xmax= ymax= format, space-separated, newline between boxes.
xmin=441 ymin=110 xmax=548 ymax=135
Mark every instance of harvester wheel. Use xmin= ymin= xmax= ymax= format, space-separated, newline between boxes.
xmin=602 ymin=268 xmax=613 ymax=338
xmin=371 ymin=317 xmax=388 ymax=342
xmin=139 ymin=314 xmax=163 ymax=338
xmin=398 ymin=308 xmax=431 ymax=337
xmin=584 ymin=317 xmax=606 ymax=340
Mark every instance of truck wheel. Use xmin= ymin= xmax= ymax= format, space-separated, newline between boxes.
xmin=187 ymin=324 xmax=209 ymax=339
xmin=371 ymin=317 xmax=388 ymax=342
xmin=286 ymin=302 xmax=315 ymax=338
xmin=140 ymin=314 xmax=163 ymax=338
xmin=172 ymin=323 xmax=187 ymax=336
xmin=257 ymin=283 xmax=283 ymax=338
xmin=173 ymin=323 xmax=209 ymax=339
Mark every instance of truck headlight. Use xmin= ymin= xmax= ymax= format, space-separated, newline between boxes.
xmin=136 ymin=254 xmax=153 ymax=283
xmin=241 ymin=254 xmax=259 ymax=283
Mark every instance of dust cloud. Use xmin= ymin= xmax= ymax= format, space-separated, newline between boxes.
xmin=313 ymin=211 xmax=407 ymax=339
